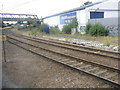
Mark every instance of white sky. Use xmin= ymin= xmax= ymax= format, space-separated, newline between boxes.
xmin=1 ymin=0 xmax=102 ymax=18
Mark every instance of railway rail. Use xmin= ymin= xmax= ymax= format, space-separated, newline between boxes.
xmin=3 ymin=29 xmax=119 ymax=57
xmin=5 ymin=31 xmax=119 ymax=69
xmin=5 ymin=34 xmax=120 ymax=87
xmin=7 ymin=31 xmax=119 ymax=59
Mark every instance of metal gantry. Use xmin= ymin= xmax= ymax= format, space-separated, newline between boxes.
xmin=0 ymin=13 xmax=40 ymax=22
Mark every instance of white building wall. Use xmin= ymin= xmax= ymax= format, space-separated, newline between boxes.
xmin=58 ymin=24 xmax=64 ymax=31
xmin=86 ymin=10 xmax=118 ymax=21
xmin=86 ymin=0 xmax=118 ymax=19
xmin=76 ymin=11 xmax=80 ymax=32
xmin=87 ymin=0 xmax=118 ymax=10
xmin=86 ymin=0 xmax=119 ymax=36
xmin=57 ymin=15 xmax=64 ymax=31
xmin=79 ymin=10 xmax=87 ymax=25
xmin=44 ymin=16 xmax=59 ymax=26
xmin=43 ymin=0 xmax=119 ymax=34
xmin=104 ymin=11 xmax=118 ymax=18
xmin=77 ymin=10 xmax=87 ymax=33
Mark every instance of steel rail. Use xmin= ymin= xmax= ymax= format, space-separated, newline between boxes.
xmin=7 ymin=35 xmax=120 ymax=71
xmin=9 ymin=32 xmax=119 ymax=59
xmin=7 ymin=36 xmax=120 ymax=87
xmin=14 ymin=34 xmax=119 ymax=60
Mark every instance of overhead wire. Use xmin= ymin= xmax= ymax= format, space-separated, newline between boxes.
xmin=0 ymin=0 xmax=39 ymax=11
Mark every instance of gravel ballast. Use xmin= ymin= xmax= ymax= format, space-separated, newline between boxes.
xmin=2 ymin=41 xmax=115 ymax=88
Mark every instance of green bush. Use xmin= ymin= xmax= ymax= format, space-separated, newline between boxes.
xmin=37 ymin=23 xmax=49 ymax=32
xmin=86 ymin=24 xmax=109 ymax=36
xmin=62 ymin=25 xmax=71 ymax=34
xmin=69 ymin=19 xmax=78 ymax=28
xmin=85 ymin=24 xmax=93 ymax=34
xmin=62 ymin=19 xmax=78 ymax=34
xmin=50 ymin=26 xmax=61 ymax=34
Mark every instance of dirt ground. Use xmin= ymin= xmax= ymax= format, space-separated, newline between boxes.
xmin=2 ymin=41 xmax=115 ymax=88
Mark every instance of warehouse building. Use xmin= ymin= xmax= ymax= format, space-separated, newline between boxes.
xmin=43 ymin=0 xmax=119 ymax=36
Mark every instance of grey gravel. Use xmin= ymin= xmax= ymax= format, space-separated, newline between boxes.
xmin=2 ymin=41 xmax=115 ymax=88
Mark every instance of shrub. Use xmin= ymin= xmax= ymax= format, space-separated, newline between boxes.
xmin=86 ymin=24 xmax=109 ymax=36
xmin=69 ymin=19 xmax=78 ymax=28
xmin=62 ymin=19 xmax=78 ymax=34
xmin=38 ymin=23 xmax=49 ymax=32
xmin=85 ymin=24 xmax=93 ymax=34
xmin=50 ymin=26 xmax=61 ymax=34
xmin=62 ymin=25 xmax=71 ymax=34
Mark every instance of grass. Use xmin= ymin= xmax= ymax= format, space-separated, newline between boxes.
xmin=51 ymin=33 xmax=118 ymax=46
xmin=102 ymin=36 xmax=118 ymax=46
xmin=30 ymin=31 xmax=118 ymax=45
xmin=0 ymin=27 xmax=13 ymax=30
xmin=17 ymin=27 xmax=119 ymax=46
xmin=74 ymin=34 xmax=118 ymax=45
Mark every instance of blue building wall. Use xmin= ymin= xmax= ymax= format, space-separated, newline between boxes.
xmin=60 ymin=12 xmax=76 ymax=24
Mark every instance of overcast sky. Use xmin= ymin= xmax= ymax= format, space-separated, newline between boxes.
xmin=1 ymin=0 xmax=102 ymax=18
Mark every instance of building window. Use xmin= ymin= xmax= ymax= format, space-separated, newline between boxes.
xmin=90 ymin=12 xmax=104 ymax=19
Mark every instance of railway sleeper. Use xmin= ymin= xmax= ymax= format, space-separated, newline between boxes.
xmin=7 ymin=37 xmax=120 ymax=87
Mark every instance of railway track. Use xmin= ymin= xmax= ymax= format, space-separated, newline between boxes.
xmin=5 ymin=31 xmax=119 ymax=69
xmin=4 ymin=29 xmax=119 ymax=58
xmin=8 ymin=31 xmax=119 ymax=59
xmin=6 ymin=34 xmax=120 ymax=87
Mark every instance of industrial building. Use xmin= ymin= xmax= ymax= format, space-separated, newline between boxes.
xmin=43 ymin=0 xmax=119 ymax=36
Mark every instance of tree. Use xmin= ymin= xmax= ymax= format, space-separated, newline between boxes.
xmin=80 ymin=1 xmax=92 ymax=7
xmin=84 ymin=1 xmax=92 ymax=5
xmin=62 ymin=24 xmax=71 ymax=34
xmin=17 ymin=21 xmax=23 ymax=24
xmin=69 ymin=19 xmax=78 ymax=28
